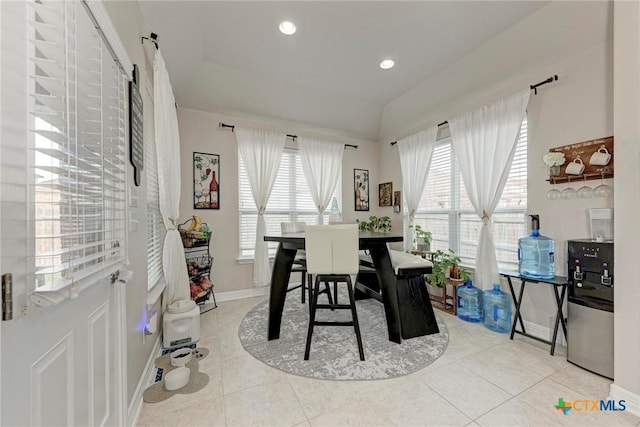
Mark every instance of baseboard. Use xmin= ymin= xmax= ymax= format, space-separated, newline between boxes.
xmin=127 ymin=335 xmax=162 ymax=427
xmin=609 ymin=384 xmax=640 ymax=416
xmin=215 ymin=286 xmax=269 ymax=302
xmin=521 ymin=319 xmax=567 ymax=347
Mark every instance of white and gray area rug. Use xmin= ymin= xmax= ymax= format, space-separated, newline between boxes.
xmin=238 ymin=288 xmax=449 ymax=380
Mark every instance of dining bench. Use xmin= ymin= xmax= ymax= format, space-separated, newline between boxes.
xmin=356 ymin=249 xmax=439 ymax=339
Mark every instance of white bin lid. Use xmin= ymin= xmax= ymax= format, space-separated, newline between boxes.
xmin=167 ymin=299 xmax=197 ymax=314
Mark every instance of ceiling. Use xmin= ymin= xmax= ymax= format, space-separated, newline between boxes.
xmin=139 ymin=1 xmax=550 ymax=141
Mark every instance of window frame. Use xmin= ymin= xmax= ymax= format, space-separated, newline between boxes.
xmin=27 ymin=0 xmax=132 ymax=292
xmin=237 ymin=147 xmax=342 ymax=260
xmin=414 ymin=119 xmax=528 ymax=271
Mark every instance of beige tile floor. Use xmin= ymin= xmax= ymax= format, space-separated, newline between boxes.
xmin=137 ymin=296 xmax=640 ymax=427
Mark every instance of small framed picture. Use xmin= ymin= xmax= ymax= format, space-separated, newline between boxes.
xmin=379 ymin=182 xmax=393 ymax=207
xmin=393 ymin=191 xmax=402 ymax=213
xmin=354 ymin=169 xmax=369 ymax=211
xmin=193 ymin=152 xmax=220 ymax=209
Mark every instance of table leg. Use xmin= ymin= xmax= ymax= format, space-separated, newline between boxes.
xmin=368 ymin=243 xmax=402 ymax=344
xmin=268 ymin=243 xmax=297 ymax=340
xmin=506 ymin=277 xmax=526 ymax=337
xmin=510 ymin=280 xmax=527 ymax=340
xmin=550 ymin=284 xmax=568 ymax=355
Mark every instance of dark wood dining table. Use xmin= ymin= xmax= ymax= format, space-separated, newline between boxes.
xmin=264 ymin=230 xmax=405 ymax=343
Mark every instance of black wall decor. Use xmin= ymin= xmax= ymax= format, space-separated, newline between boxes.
xmin=129 ymin=64 xmax=144 ymax=186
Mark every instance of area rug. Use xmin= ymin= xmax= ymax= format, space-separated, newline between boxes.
xmin=238 ymin=289 xmax=449 ymax=380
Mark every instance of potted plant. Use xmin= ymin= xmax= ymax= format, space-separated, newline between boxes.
xmin=543 ymin=152 xmax=566 ymax=176
xmin=357 ymin=215 xmax=391 ymax=233
xmin=412 ymin=224 xmax=432 ymax=252
xmin=426 ymin=249 xmax=471 ymax=288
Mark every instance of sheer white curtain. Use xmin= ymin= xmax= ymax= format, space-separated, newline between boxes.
xmin=154 ymin=51 xmax=190 ymax=305
xmin=449 ymin=89 xmax=530 ymax=290
xmin=397 ymin=125 xmax=438 ymax=251
xmin=236 ymin=127 xmax=286 ymax=287
xmin=299 ymin=137 xmax=344 ymax=224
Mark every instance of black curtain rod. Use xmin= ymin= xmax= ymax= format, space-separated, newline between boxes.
xmin=530 ymin=75 xmax=558 ymax=95
xmin=390 ymin=75 xmax=559 ymax=146
xmin=218 ymin=122 xmax=358 ymax=149
xmin=390 ymin=121 xmax=447 ymax=146
xmin=141 ymin=32 xmax=159 ymax=50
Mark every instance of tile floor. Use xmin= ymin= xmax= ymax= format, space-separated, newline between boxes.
xmin=137 ymin=296 xmax=640 ymax=427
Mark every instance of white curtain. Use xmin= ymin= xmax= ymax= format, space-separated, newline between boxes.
xmin=299 ymin=137 xmax=344 ymax=224
xmin=449 ymin=89 xmax=530 ymax=290
xmin=397 ymin=125 xmax=438 ymax=251
xmin=154 ymin=51 xmax=190 ymax=306
xmin=236 ymin=127 xmax=286 ymax=287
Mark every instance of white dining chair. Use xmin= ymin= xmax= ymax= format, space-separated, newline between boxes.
xmin=281 ymin=221 xmax=334 ymax=307
xmin=304 ymin=224 xmax=364 ymax=361
xmin=281 ymin=222 xmax=309 ymax=303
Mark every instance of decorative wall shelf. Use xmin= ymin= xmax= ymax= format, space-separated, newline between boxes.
xmin=545 ymin=136 xmax=613 ymax=184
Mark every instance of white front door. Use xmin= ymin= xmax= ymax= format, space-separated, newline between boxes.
xmin=1 ymin=1 xmax=128 ymax=425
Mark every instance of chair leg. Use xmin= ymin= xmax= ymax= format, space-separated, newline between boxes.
xmin=325 ymin=282 xmax=334 ymax=310
xmin=347 ymin=277 xmax=365 ymax=361
xmin=301 ymin=270 xmax=306 ymax=304
xmin=334 ymin=280 xmax=338 ymax=305
xmin=307 ymin=274 xmax=313 ymax=314
xmin=304 ymin=277 xmax=321 ymax=360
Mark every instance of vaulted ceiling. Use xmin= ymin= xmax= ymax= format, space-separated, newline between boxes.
xmin=138 ymin=1 xmax=561 ymax=141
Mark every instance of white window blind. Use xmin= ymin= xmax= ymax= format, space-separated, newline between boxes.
xmin=238 ymin=148 xmax=342 ymax=258
xmin=29 ymin=0 xmax=127 ymax=290
xmin=145 ymin=100 xmax=164 ymax=290
xmin=415 ymin=118 xmax=527 ymax=270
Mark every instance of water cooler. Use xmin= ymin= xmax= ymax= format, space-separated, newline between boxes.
xmin=567 ymin=239 xmax=614 ymax=379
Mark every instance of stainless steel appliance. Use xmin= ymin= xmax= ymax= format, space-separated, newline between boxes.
xmin=567 ymin=239 xmax=614 ymax=379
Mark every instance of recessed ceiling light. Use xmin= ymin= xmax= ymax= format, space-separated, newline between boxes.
xmin=380 ymin=59 xmax=395 ymax=70
xmin=279 ymin=21 xmax=296 ymax=35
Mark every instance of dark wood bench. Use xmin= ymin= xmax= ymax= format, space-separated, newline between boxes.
xmin=356 ymin=250 xmax=439 ymax=339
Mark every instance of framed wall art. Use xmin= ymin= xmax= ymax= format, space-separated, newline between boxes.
xmin=393 ymin=190 xmax=402 ymax=213
xmin=354 ymin=169 xmax=369 ymax=211
xmin=379 ymin=182 xmax=393 ymax=207
xmin=193 ymin=152 xmax=220 ymax=209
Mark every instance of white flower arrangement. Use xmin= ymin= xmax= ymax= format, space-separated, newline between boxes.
xmin=543 ymin=152 xmax=566 ymax=167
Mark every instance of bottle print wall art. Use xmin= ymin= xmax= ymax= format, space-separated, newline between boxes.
xmin=193 ymin=152 xmax=220 ymax=210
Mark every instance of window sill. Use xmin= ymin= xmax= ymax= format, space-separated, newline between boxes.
xmin=147 ymin=279 xmax=167 ymax=308
xmin=236 ymin=256 xmax=276 ymax=265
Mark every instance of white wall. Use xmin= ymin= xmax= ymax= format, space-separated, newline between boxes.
xmin=177 ymin=108 xmax=380 ymax=293
xmin=612 ymin=0 xmax=640 ymax=412
xmin=378 ymin=3 xmax=614 ymax=329
xmin=103 ymin=1 xmax=160 ymax=405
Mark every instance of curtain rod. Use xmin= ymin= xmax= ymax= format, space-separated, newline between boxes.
xmin=389 ymin=75 xmax=559 ymax=147
xmin=141 ymin=32 xmax=159 ymax=50
xmin=218 ymin=122 xmax=358 ymax=149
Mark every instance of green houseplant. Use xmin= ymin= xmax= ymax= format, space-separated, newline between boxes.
xmin=412 ymin=224 xmax=432 ymax=252
xmin=357 ymin=215 xmax=391 ymax=233
xmin=426 ymin=249 xmax=471 ymax=288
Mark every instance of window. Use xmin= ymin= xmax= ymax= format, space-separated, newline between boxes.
xmin=414 ymin=119 xmax=527 ymax=271
xmin=238 ymin=149 xmax=342 ymax=258
xmin=145 ymin=100 xmax=165 ymax=290
xmin=29 ymin=0 xmax=128 ymax=289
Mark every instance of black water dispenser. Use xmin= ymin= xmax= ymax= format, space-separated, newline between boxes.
xmin=567 ymin=239 xmax=614 ymax=379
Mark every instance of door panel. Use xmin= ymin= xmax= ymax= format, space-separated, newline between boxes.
xmin=2 ymin=279 xmax=120 ymax=426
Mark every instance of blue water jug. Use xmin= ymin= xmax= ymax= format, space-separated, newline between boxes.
xmin=518 ymin=214 xmax=555 ymax=279
xmin=483 ymin=284 xmax=512 ymax=333
xmin=457 ymin=280 xmax=483 ymax=323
